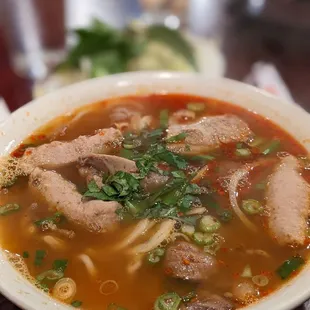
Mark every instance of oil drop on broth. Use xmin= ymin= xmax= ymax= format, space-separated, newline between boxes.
xmin=0 ymin=94 xmax=309 ymax=310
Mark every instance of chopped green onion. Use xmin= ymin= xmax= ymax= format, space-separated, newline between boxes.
xmin=71 ymin=300 xmax=83 ymax=308
xmin=261 ymin=140 xmax=281 ymax=155
xmin=242 ymin=199 xmax=263 ymax=215
xmin=248 ymin=136 xmax=265 ymax=147
xmin=147 ymin=248 xmax=165 ymax=264
xmin=34 ymin=250 xmax=46 ymax=266
xmin=53 ymin=259 xmax=68 ymax=272
xmin=154 ymin=292 xmax=181 ymax=310
xmin=235 ymin=148 xmax=252 ymax=157
xmin=34 ymin=212 xmax=65 ymax=227
xmin=36 ymin=269 xmax=64 ymax=282
xmin=0 ymin=203 xmax=20 ymax=215
xmin=199 ymin=215 xmax=221 ymax=233
xmin=181 ymin=224 xmax=195 ymax=237
xmin=107 ymin=304 xmax=127 ymax=310
xmin=276 ymin=256 xmax=304 ymax=280
xmin=123 ymin=143 xmax=135 ymax=150
xmin=191 ymin=155 xmax=215 ymax=162
xmin=203 ymin=234 xmax=222 ymax=255
xmin=241 ymin=264 xmax=252 ymax=278
xmin=252 ymin=275 xmax=269 ymax=287
xmin=166 ymin=132 xmax=187 ymax=143
xmin=193 ymin=232 xmax=204 ymax=245
xmin=218 ymin=210 xmax=233 ymax=222
xmin=160 ymin=109 xmax=169 ymax=128
xmin=22 ymin=251 xmax=29 ymax=258
xmin=187 ymin=102 xmax=205 ymax=112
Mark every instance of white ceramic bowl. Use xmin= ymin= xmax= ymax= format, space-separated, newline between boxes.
xmin=0 ymin=72 xmax=310 ymax=310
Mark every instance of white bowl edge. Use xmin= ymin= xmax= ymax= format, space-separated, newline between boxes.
xmin=0 ymin=71 xmax=310 ymax=310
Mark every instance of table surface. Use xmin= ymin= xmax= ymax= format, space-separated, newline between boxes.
xmin=1 ymin=0 xmax=310 ymax=309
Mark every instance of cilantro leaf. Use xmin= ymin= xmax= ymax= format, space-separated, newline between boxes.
xmin=35 ymin=250 xmax=46 ymax=266
xmin=53 ymin=259 xmax=68 ymax=272
xmin=166 ymin=132 xmax=187 ymax=143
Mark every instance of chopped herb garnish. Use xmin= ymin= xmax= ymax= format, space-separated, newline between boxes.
xmin=159 ymin=109 xmax=169 ymax=128
xmin=71 ymin=300 xmax=83 ymax=308
xmin=36 ymin=269 xmax=64 ymax=282
xmin=276 ymin=256 xmax=304 ymax=280
xmin=166 ymin=132 xmax=187 ymax=143
xmin=154 ymin=292 xmax=181 ymax=310
xmin=53 ymin=259 xmax=68 ymax=272
xmin=191 ymin=155 xmax=215 ymax=162
xmin=34 ymin=250 xmax=47 ymax=266
xmin=34 ymin=212 xmax=65 ymax=227
xmin=22 ymin=251 xmax=29 ymax=258
xmin=0 ymin=203 xmax=20 ymax=216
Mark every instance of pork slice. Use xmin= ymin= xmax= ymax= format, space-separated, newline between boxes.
xmin=181 ymin=293 xmax=234 ymax=310
xmin=167 ymin=115 xmax=253 ymax=154
xmin=29 ymin=168 xmax=120 ymax=233
xmin=163 ymin=241 xmax=218 ymax=281
xmin=78 ymin=154 xmax=168 ymax=192
xmin=20 ymin=128 xmax=123 ymax=174
xmin=266 ymin=155 xmax=310 ymax=246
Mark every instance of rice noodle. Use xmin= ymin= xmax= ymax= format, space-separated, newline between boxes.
xmin=185 ymin=207 xmax=207 ymax=216
xmin=228 ymin=165 xmax=257 ymax=231
xmin=43 ymin=235 xmax=66 ymax=250
xmin=131 ymin=219 xmax=175 ymax=254
xmin=99 ymin=280 xmax=119 ymax=295
xmin=170 ymin=232 xmax=191 ymax=242
xmin=228 ymin=159 xmax=277 ymax=231
xmin=127 ymin=255 xmax=143 ymax=274
xmin=116 ymin=219 xmax=155 ymax=250
xmin=78 ymin=254 xmax=98 ymax=278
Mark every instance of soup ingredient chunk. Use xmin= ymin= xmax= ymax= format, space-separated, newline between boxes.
xmin=78 ymin=154 xmax=169 ymax=191
xmin=29 ymin=168 xmax=120 ymax=233
xmin=181 ymin=292 xmax=234 ymax=310
xmin=20 ymin=128 xmax=123 ymax=174
xmin=167 ymin=114 xmax=253 ymax=154
xmin=164 ymin=241 xmax=218 ymax=281
xmin=266 ymin=155 xmax=310 ymax=246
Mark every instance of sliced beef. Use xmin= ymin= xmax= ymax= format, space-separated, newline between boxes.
xmin=182 ymin=293 xmax=234 ymax=310
xmin=29 ymin=168 xmax=120 ymax=233
xmin=78 ymin=154 xmax=168 ymax=191
xmin=167 ymin=115 xmax=253 ymax=154
xmin=163 ymin=241 xmax=218 ymax=281
xmin=20 ymin=128 xmax=123 ymax=174
xmin=266 ymin=155 xmax=310 ymax=246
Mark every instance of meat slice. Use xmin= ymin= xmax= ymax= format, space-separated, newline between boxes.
xmin=78 ymin=154 xmax=168 ymax=192
xmin=20 ymin=128 xmax=123 ymax=174
xmin=266 ymin=155 xmax=310 ymax=246
xmin=29 ymin=168 xmax=120 ymax=233
xmin=167 ymin=115 xmax=253 ymax=154
xmin=163 ymin=241 xmax=218 ymax=281
xmin=182 ymin=293 xmax=234 ymax=310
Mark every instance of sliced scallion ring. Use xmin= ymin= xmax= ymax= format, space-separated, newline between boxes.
xmin=199 ymin=215 xmax=221 ymax=233
xmin=242 ymin=199 xmax=263 ymax=215
xmin=154 ymin=292 xmax=181 ymax=310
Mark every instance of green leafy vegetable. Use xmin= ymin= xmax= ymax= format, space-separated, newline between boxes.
xmin=0 ymin=203 xmax=20 ymax=216
xmin=71 ymin=300 xmax=83 ymax=308
xmin=147 ymin=25 xmax=197 ymax=70
xmin=276 ymin=256 xmax=304 ymax=280
xmin=166 ymin=132 xmax=187 ymax=143
xmin=84 ymin=171 xmax=141 ymax=202
xmin=147 ymin=248 xmax=165 ymax=264
xmin=34 ymin=212 xmax=65 ymax=227
xmin=35 ymin=250 xmax=47 ymax=266
xmin=154 ymin=292 xmax=181 ymax=310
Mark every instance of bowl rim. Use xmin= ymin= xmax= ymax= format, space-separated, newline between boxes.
xmin=1 ymin=71 xmax=310 ymax=310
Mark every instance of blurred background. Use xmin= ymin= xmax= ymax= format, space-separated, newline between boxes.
xmin=0 ymin=0 xmax=310 ymax=115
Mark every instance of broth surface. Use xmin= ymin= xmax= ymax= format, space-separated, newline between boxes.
xmin=0 ymin=94 xmax=309 ymax=310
